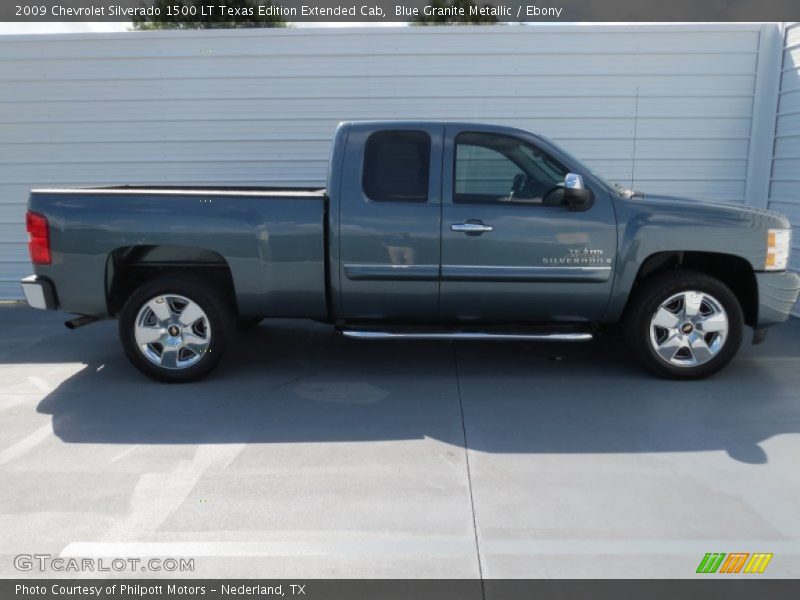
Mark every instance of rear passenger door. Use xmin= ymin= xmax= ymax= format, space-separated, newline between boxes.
xmin=338 ymin=123 xmax=444 ymax=320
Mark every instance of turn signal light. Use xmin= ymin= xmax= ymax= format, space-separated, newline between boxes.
xmin=26 ymin=211 xmax=51 ymax=265
xmin=765 ymin=228 xmax=791 ymax=272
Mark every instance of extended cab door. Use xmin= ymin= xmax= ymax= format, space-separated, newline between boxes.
xmin=439 ymin=125 xmax=617 ymax=322
xmin=336 ymin=122 xmax=444 ymax=320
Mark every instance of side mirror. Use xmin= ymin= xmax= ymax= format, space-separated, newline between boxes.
xmin=563 ymin=173 xmax=594 ymax=212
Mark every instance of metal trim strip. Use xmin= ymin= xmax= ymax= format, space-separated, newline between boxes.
xmin=31 ymin=188 xmax=325 ymax=198
xmin=441 ymin=265 xmax=612 ymax=282
xmin=344 ymin=263 xmax=439 ymax=281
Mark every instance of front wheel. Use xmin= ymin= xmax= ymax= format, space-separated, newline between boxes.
xmin=119 ymin=276 xmax=233 ymax=383
xmin=625 ymin=270 xmax=743 ymax=379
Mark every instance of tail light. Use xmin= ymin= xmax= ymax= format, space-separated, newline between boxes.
xmin=26 ymin=211 xmax=51 ymax=265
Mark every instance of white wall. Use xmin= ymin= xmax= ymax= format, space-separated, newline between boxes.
xmin=769 ymin=23 xmax=800 ymax=313
xmin=0 ymin=24 xmax=781 ymax=299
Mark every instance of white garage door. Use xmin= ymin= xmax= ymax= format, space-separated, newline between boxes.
xmin=0 ymin=24 xmax=774 ymax=299
xmin=769 ymin=22 xmax=800 ymax=314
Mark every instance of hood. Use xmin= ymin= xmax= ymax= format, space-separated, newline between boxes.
xmin=623 ymin=192 xmax=791 ymax=229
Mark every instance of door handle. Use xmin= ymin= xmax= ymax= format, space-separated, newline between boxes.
xmin=451 ymin=222 xmax=493 ymax=234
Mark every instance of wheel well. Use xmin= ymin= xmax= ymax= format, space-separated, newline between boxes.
xmin=629 ymin=251 xmax=758 ymax=326
xmin=106 ymin=245 xmax=238 ymax=316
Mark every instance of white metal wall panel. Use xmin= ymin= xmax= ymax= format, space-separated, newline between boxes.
xmin=769 ymin=23 xmax=800 ymax=314
xmin=0 ymin=24 xmax=769 ymax=299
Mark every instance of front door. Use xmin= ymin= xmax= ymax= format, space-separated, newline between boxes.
xmin=439 ymin=126 xmax=617 ymax=323
xmin=338 ymin=123 xmax=444 ymax=320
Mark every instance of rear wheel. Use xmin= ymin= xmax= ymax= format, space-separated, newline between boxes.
xmin=625 ymin=269 xmax=743 ymax=379
xmin=119 ymin=276 xmax=233 ymax=383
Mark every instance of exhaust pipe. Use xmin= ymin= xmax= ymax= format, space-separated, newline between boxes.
xmin=65 ymin=315 xmax=101 ymax=330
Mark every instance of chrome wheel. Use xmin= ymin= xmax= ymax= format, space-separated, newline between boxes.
xmin=134 ymin=294 xmax=211 ymax=370
xmin=649 ymin=290 xmax=728 ymax=368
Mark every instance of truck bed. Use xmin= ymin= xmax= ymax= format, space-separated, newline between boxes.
xmin=28 ymin=186 xmax=329 ymax=318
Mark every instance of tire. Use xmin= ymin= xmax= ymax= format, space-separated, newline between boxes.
xmin=119 ymin=275 xmax=234 ymax=383
xmin=624 ymin=269 xmax=743 ymax=379
xmin=236 ymin=316 xmax=264 ymax=331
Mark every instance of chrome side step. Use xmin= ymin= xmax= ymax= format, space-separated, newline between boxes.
xmin=340 ymin=330 xmax=593 ymax=341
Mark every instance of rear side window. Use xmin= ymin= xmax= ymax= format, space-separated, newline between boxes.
xmin=362 ymin=130 xmax=431 ymax=202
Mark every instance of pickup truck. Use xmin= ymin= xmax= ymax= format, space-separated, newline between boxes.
xmin=21 ymin=121 xmax=799 ymax=382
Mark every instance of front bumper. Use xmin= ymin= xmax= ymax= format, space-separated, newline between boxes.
xmin=20 ymin=275 xmax=57 ymax=310
xmin=756 ymin=270 xmax=800 ymax=327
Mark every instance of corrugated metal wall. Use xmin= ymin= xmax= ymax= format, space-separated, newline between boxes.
xmin=0 ymin=24 xmax=777 ymax=299
xmin=770 ymin=23 xmax=800 ymax=312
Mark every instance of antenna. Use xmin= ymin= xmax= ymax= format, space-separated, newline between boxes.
xmin=630 ymin=85 xmax=639 ymax=191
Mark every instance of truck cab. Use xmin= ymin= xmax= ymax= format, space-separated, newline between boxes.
xmin=330 ymin=121 xmax=616 ymax=323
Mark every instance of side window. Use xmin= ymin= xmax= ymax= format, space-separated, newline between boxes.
xmin=454 ymin=132 xmax=569 ymax=205
xmin=363 ymin=130 xmax=431 ymax=202
xmin=455 ymin=144 xmax=520 ymax=199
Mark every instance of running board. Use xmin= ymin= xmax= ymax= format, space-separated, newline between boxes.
xmin=339 ymin=330 xmax=593 ymax=342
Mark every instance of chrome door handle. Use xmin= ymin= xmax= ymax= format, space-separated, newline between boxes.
xmin=451 ymin=222 xmax=493 ymax=234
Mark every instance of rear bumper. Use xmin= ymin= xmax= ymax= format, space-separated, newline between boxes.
xmin=756 ymin=270 xmax=800 ymax=327
xmin=20 ymin=275 xmax=58 ymax=310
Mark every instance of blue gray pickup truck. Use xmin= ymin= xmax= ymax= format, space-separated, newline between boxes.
xmin=21 ymin=121 xmax=799 ymax=382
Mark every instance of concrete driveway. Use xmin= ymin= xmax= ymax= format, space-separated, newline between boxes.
xmin=1 ymin=305 xmax=799 ymax=579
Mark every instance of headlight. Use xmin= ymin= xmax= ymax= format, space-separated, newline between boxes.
xmin=765 ymin=228 xmax=792 ymax=271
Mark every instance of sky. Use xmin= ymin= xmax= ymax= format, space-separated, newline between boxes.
xmin=0 ymin=22 xmax=130 ymax=34
xmin=0 ymin=21 xmax=403 ymax=34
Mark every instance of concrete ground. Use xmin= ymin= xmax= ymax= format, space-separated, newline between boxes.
xmin=1 ymin=305 xmax=799 ymax=579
